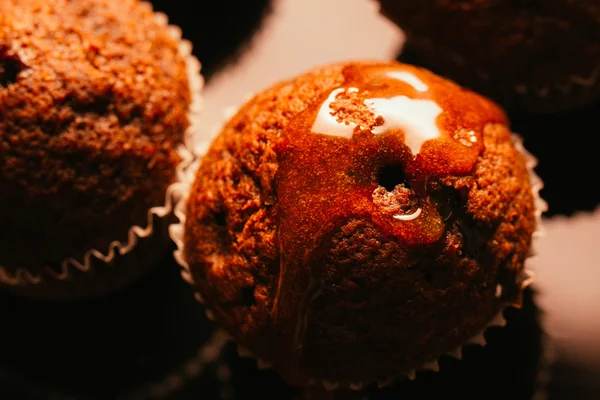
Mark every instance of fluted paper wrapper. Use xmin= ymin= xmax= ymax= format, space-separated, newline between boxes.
xmin=119 ymin=329 xmax=230 ymax=400
xmin=0 ymin=5 xmax=203 ymax=301
xmin=169 ymin=99 xmax=547 ymax=391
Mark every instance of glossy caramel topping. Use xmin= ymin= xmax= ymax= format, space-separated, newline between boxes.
xmin=271 ymin=62 xmax=507 ymax=384
xmin=277 ymin=62 xmax=507 ymax=252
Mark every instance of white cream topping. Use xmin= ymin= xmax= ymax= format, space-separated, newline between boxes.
xmin=386 ymin=70 xmax=429 ymax=92
xmin=311 ymin=87 xmax=359 ymax=139
xmin=365 ymin=96 xmax=442 ymax=155
xmin=311 ymin=85 xmax=443 ymax=156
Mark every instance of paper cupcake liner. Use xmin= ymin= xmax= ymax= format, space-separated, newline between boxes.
xmin=169 ymin=95 xmax=547 ymax=390
xmin=170 ymin=100 xmax=251 ymax=281
xmin=304 ymin=134 xmax=547 ymax=391
xmin=117 ymin=329 xmax=229 ymax=400
xmin=0 ymin=4 xmax=203 ymax=301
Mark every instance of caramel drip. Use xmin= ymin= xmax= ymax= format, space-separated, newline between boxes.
xmin=271 ymin=63 xmax=507 ymax=385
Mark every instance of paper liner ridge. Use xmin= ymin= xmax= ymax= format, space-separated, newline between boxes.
xmin=168 ymin=96 xmax=546 ymax=390
xmin=0 ymin=4 xmax=203 ymax=290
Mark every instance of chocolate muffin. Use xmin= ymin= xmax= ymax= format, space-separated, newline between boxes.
xmin=149 ymin=0 xmax=272 ymax=80
xmin=177 ymin=61 xmax=541 ymax=387
xmin=0 ymin=0 xmax=197 ymax=298
xmin=378 ymin=0 xmax=600 ymax=114
xmin=224 ymin=287 xmax=547 ymax=400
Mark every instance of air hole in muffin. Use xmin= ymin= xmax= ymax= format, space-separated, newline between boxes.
xmin=0 ymin=56 xmax=25 ymax=87
xmin=214 ymin=210 xmax=227 ymax=227
xmin=241 ymin=286 xmax=257 ymax=306
xmin=377 ymin=163 xmax=407 ymax=191
xmin=351 ymin=277 xmax=367 ymax=291
xmin=70 ymin=95 xmax=113 ymax=117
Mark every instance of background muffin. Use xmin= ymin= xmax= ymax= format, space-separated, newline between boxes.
xmin=176 ymin=60 xmax=541 ymax=387
xmin=149 ymin=0 xmax=272 ymax=81
xmin=0 ymin=0 xmax=198 ymax=299
xmin=378 ymin=0 xmax=600 ymax=114
xmin=0 ymin=259 xmax=227 ymax=399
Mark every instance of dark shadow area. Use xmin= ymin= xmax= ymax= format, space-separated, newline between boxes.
xmin=546 ymin=354 xmax=600 ymax=400
xmin=149 ymin=0 xmax=272 ymax=82
xmin=0 ymin=255 xmax=220 ymax=399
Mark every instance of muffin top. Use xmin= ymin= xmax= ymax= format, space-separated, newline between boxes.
xmin=184 ymin=61 xmax=537 ymax=385
xmin=379 ymin=0 xmax=600 ymax=112
xmin=381 ymin=0 xmax=600 ymax=83
xmin=0 ymin=0 xmax=190 ymax=271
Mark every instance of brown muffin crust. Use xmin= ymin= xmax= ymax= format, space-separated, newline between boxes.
xmin=0 ymin=0 xmax=190 ymax=272
xmin=379 ymin=0 xmax=600 ymax=114
xmin=183 ymin=61 xmax=536 ymax=386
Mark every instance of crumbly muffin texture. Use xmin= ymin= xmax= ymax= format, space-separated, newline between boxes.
xmin=184 ymin=61 xmax=536 ymax=385
xmin=0 ymin=0 xmax=190 ymax=272
xmin=380 ymin=0 xmax=600 ymax=113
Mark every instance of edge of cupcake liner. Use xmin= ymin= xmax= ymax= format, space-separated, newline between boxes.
xmin=168 ymin=91 xmax=547 ymax=390
xmin=117 ymin=328 xmax=230 ymax=400
xmin=233 ymin=283 xmax=529 ymax=392
xmin=170 ymin=98 xmax=248 ymax=279
xmin=403 ymin=35 xmax=600 ymax=99
xmin=0 ymin=6 xmax=203 ymax=296
xmin=512 ymin=133 xmax=549 ymax=257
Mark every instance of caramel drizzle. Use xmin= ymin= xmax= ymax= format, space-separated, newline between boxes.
xmin=271 ymin=63 xmax=507 ymax=384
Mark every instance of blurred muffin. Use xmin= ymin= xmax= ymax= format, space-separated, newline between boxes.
xmin=0 ymin=0 xmax=201 ymax=299
xmin=0 ymin=259 xmax=226 ymax=399
xmin=399 ymin=46 xmax=600 ymax=217
xmin=379 ymin=0 xmax=600 ymax=114
xmin=508 ymin=103 xmax=600 ymax=216
xmin=149 ymin=0 xmax=272 ymax=80
xmin=174 ymin=60 xmax=543 ymax=387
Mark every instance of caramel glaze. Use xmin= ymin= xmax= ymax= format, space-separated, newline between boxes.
xmin=272 ymin=63 xmax=507 ymax=385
